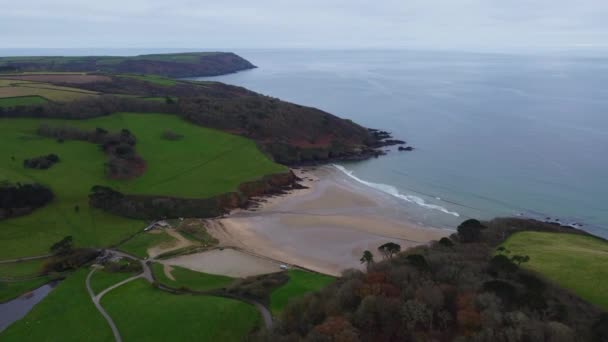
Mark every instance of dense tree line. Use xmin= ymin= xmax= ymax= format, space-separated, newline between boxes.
xmin=0 ymin=182 xmax=54 ymax=220
xmin=258 ymin=218 xmax=606 ymax=342
xmin=37 ymin=124 xmax=145 ymax=179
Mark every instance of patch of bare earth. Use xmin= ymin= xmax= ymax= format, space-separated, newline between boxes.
xmin=147 ymin=229 xmax=194 ymax=259
xmin=163 ymin=264 xmax=176 ymax=281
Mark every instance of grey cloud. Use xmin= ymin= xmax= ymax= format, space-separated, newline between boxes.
xmin=1 ymin=0 xmax=607 ymax=52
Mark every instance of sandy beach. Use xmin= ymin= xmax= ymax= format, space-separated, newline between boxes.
xmin=205 ymin=166 xmax=451 ymax=276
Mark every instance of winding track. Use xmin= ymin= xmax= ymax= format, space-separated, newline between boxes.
xmin=86 ymin=249 xmax=272 ymax=342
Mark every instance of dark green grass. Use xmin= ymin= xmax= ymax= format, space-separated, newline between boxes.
xmin=152 ymin=263 xmax=235 ymax=291
xmin=0 ymin=269 xmax=113 ymax=341
xmin=89 ymin=268 xmax=138 ymax=295
xmin=118 ymin=231 xmax=177 ymax=258
xmin=102 ymin=279 xmax=260 ymax=342
xmin=0 ymin=113 xmax=285 ymax=259
xmin=270 ymin=270 xmax=335 ymax=315
xmin=0 ymin=277 xmax=50 ymax=303
xmin=0 ymin=258 xmax=46 ymax=278
xmin=0 ymin=96 xmax=47 ymax=108
xmin=502 ymin=231 xmax=608 ymax=310
xmin=119 ymin=74 xmax=177 ymax=86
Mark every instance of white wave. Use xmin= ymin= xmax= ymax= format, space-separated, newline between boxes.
xmin=332 ymin=164 xmax=460 ymax=217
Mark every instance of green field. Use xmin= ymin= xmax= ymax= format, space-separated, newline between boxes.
xmin=270 ymin=270 xmax=335 ymax=315
xmin=118 ymin=231 xmax=177 ymax=258
xmin=502 ymin=231 xmax=608 ymax=310
xmin=0 ymin=113 xmax=285 ymax=260
xmin=102 ymin=279 xmax=260 ymax=341
xmin=120 ymin=74 xmax=177 ymax=86
xmin=152 ymin=263 xmax=235 ymax=291
xmin=0 ymin=96 xmax=47 ymax=108
xmin=0 ymin=258 xmax=46 ymax=278
xmin=89 ymin=268 xmax=138 ymax=295
xmin=0 ymin=82 xmax=97 ymax=102
xmin=1 ymin=269 xmax=113 ymax=341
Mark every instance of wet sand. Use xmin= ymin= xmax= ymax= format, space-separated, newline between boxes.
xmin=206 ymin=166 xmax=451 ymax=276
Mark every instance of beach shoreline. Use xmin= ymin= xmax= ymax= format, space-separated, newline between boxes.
xmin=205 ymin=166 xmax=452 ymax=276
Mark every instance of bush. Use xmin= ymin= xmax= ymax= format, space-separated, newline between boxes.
xmin=457 ymin=219 xmax=486 ymax=242
xmin=23 ymin=154 xmax=60 ymax=169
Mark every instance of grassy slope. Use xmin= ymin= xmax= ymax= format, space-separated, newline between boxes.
xmin=102 ymin=279 xmax=260 ymax=342
xmin=0 ymin=96 xmax=47 ymax=107
xmin=89 ymin=269 xmax=138 ymax=295
xmin=270 ymin=270 xmax=335 ymax=315
xmin=0 ymin=113 xmax=285 ymax=259
xmin=502 ymin=231 xmax=608 ymax=310
xmin=118 ymin=231 xmax=177 ymax=258
xmin=0 ymin=269 xmax=113 ymax=342
xmin=152 ymin=263 xmax=235 ymax=291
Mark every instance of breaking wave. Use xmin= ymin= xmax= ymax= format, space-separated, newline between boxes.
xmin=333 ymin=164 xmax=460 ymax=217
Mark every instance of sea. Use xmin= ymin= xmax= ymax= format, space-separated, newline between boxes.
xmin=193 ymin=50 xmax=608 ymax=238
xmin=2 ymin=48 xmax=607 ymax=238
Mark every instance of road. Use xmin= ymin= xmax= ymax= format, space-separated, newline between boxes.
xmin=0 ymin=254 xmax=51 ymax=264
xmin=86 ymin=267 xmax=124 ymax=342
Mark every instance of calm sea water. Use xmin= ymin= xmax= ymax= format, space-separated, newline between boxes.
xmin=1 ymin=48 xmax=606 ymax=237
xmin=196 ymin=50 xmax=608 ymax=238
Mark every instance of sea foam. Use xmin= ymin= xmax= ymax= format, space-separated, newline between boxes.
xmin=332 ymin=164 xmax=460 ymax=217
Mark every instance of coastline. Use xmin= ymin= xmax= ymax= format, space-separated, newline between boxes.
xmin=206 ymin=166 xmax=451 ymax=276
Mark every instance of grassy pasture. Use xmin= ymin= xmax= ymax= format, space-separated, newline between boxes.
xmin=102 ymin=279 xmax=260 ymax=342
xmin=0 ymin=96 xmax=48 ymax=108
xmin=502 ymin=231 xmax=608 ymax=310
xmin=0 ymin=269 xmax=114 ymax=342
xmin=119 ymin=74 xmax=177 ymax=86
xmin=270 ymin=270 xmax=335 ymax=315
xmin=0 ymin=113 xmax=285 ymax=260
xmin=152 ymin=263 xmax=235 ymax=291
xmin=89 ymin=268 xmax=138 ymax=295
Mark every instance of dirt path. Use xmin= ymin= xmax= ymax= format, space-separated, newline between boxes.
xmin=163 ymin=264 xmax=176 ymax=281
xmin=147 ymin=229 xmax=194 ymax=258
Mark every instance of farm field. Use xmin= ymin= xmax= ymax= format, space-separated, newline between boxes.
xmin=502 ymin=231 xmax=608 ymax=310
xmin=101 ymin=279 xmax=260 ymax=342
xmin=0 ymin=113 xmax=285 ymax=260
xmin=0 ymin=79 xmax=98 ymax=102
xmin=0 ymin=269 xmax=114 ymax=341
xmin=270 ymin=270 xmax=335 ymax=315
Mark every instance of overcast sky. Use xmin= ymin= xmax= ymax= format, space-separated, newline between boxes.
xmin=2 ymin=0 xmax=608 ymax=52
